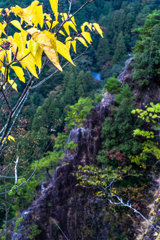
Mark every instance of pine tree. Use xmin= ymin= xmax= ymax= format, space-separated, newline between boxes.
xmin=125 ymin=13 xmax=135 ymax=34
xmin=111 ymin=31 xmax=127 ymax=65
xmin=76 ymin=71 xmax=87 ymax=97
xmin=77 ymin=84 xmax=85 ymax=99
xmin=64 ymin=88 xmax=76 ymax=105
xmin=85 ymin=71 xmax=95 ymax=92
xmin=96 ymin=38 xmax=110 ymax=69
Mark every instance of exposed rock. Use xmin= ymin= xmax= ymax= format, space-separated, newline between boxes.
xmin=10 ymin=57 xmax=158 ymax=240
xmin=118 ymin=57 xmax=134 ymax=84
xmin=11 ymin=93 xmax=113 ymax=240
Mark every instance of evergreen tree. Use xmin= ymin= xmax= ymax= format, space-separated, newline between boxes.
xmin=85 ymin=71 xmax=95 ymax=92
xmin=64 ymin=88 xmax=76 ymax=105
xmin=118 ymin=10 xmax=126 ymax=33
xmin=76 ymin=70 xmax=87 ymax=96
xmin=111 ymin=31 xmax=127 ymax=65
xmin=96 ymin=38 xmax=110 ymax=69
xmin=77 ymin=84 xmax=85 ymax=99
xmin=125 ymin=13 xmax=135 ymax=34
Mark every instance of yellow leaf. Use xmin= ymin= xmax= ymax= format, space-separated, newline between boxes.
xmin=8 ymin=79 xmax=18 ymax=91
xmin=69 ymin=15 xmax=76 ymax=25
xmin=28 ymin=38 xmax=43 ymax=71
xmin=6 ymin=49 xmax=12 ymax=64
xmin=46 ymin=20 xmax=59 ymax=30
xmin=81 ymin=32 xmax=92 ymax=44
xmin=59 ymin=30 xmax=65 ymax=36
xmin=32 ymin=30 xmax=62 ymax=71
xmin=55 ymin=12 xmax=59 ymax=21
xmin=21 ymin=50 xmax=38 ymax=78
xmin=81 ymin=22 xmax=92 ymax=32
xmin=8 ymin=135 xmax=15 ymax=142
xmin=5 ymin=8 xmax=11 ymax=16
xmin=0 ymin=22 xmax=6 ymax=37
xmin=63 ymin=22 xmax=70 ymax=35
xmin=68 ymin=21 xmax=77 ymax=32
xmin=93 ymin=23 xmax=103 ymax=38
xmin=60 ymin=13 xmax=67 ymax=20
xmin=63 ymin=21 xmax=77 ymax=35
xmin=49 ymin=0 xmax=58 ymax=14
xmin=75 ymin=37 xmax=88 ymax=47
xmin=71 ymin=40 xmax=76 ymax=53
xmin=11 ymin=66 xmax=25 ymax=83
xmin=31 ymin=5 xmax=43 ymax=28
xmin=56 ymin=40 xmax=75 ymax=66
xmin=10 ymin=20 xmax=22 ymax=31
xmin=11 ymin=5 xmax=32 ymax=25
xmin=43 ymin=13 xmax=52 ymax=21
xmin=0 ymin=50 xmax=5 ymax=70
xmin=8 ymin=30 xmax=38 ymax=77
xmin=27 ymin=28 xmax=40 ymax=35
xmin=66 ymin=41 xmax=71 ymax=49
xmin=65 ymin=36 xmax=72 ymax=42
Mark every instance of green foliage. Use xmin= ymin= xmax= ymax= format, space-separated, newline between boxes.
xmin=105 ymin=77 xmax=121 ymax=94
xmin=8 ymin=151 xmax=63 ymax=211
xmin=132 ymin=102 xmax=160 ymax=123
xmin=65 ymin=97 xmax=94 ymax=130
xmin=133 ymin=10 xmax=160 ymax=86
xmin=114 ymin=84 xmax=134 ymax=104
xmin=54 ymin=133 xmax=69 ymax=150
xmin=130 ymin=140 xmax=160 ymax=169
xmin=28 ymin=224 xmax=41 ymax=240
xmin=130 ymin=102 xmax=160 ymax=168
xmin=111 ymin=31 xmax=127 ymax=65
xmin=65 ymin=141 xmax=78 ymax=150
xmin=14 ymin=217 xmax=24 ymax=233
xmin=97 ymin=91 xmax=142 ymax=166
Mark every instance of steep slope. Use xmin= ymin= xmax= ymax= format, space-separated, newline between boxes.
xmin=11 ymin=58 xmax=160 ymax=240
xmin=11 ymin=91 xmax=113 ymax=240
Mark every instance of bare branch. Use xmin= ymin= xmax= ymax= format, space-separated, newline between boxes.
xmin=1 ymin=91 xmax=12 ymax=112
xmin=109 ymin=194 xmax=160 ymax=233
xmin=15 ymin=156 xmax=19 ymax=185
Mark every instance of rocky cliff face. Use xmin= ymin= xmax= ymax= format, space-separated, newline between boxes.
xmin=11 ymin=58 xmax=160 ymax=240
xmin=12 ymin=92 xmax=113 ymax=240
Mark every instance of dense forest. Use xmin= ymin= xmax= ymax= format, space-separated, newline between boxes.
xmin=1 ymin=0 xmax=160 ymax=239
